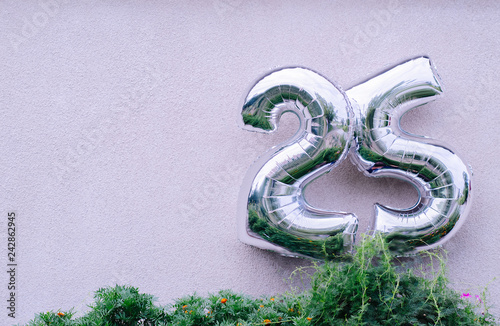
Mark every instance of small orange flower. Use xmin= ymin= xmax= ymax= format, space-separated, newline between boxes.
xmin=182 ymin=305 xmax=188 ymax=309
xmin=259 ymin=304 xmax=264 ymax=308
xmin=57 ymin=312 xmax=65 ymax=317
xmin=263 ymin=319 xmax=271 ymax=325
xmin=270 ymin=297 xmax=275 ymax=301
xmin=289 ymin=308 xmax=294 ymax=312
xmin=221 ymin=298 xmax=227 ymax=304
xmin=307 ymin=317 xmax=312 ymax=321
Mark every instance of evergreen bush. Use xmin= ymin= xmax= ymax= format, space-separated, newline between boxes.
xmin=25 ymin=235 xmax=497 ymax=325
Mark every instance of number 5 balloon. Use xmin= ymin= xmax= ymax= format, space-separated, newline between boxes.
xmin=237 ymin=57 xmax=472 ymax=259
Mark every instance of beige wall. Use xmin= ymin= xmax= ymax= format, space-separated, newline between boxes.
xmin=1 ymin=0 xmax=499 ymax=324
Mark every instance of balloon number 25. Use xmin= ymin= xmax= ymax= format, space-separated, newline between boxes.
xmin=237 ymin=57 xmax=472 ymax=259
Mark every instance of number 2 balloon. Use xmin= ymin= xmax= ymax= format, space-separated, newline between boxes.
xmin=237 ymin=57 xmax=472 ymax=259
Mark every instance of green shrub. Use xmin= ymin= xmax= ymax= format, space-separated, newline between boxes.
xmin=303 ymin=234 xmax=496 ymax=325
xmin=79 ymin=285 xmax=169 ymax=325
xmin=25 ymin=235 xmax=497 ymax=325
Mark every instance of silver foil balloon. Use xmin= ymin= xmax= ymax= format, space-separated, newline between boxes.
xmin=238 ymin=57 xmax=472 ymax=259
xmin=347 ymin=57 xmax=472 ymax=253
xmin=237 ymin=67 xmax=358 ymax=259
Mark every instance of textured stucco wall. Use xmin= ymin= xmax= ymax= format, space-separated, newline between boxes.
xmin=1 ymin=0 xmax=499 ymax=324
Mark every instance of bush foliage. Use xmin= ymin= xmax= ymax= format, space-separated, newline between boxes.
xmin=25 ymin=235 xmax=497 ymax=325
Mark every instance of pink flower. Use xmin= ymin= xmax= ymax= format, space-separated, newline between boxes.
xmin=475 ymin=295 xmax=482 ymax=303
xmin=461 ymin=293 xmax=471 ymax=298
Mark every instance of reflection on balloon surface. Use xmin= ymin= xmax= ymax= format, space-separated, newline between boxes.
xmin=238 ymin=57 xmax=472 ymax=259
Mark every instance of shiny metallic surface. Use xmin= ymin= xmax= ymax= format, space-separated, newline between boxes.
xmin=237 ymin=68 xmax=357 ymax=259
xmin=238 ymin=58 xmax=472 ymax=258
xmin=347 ymin=57 xmax=472 ymax=252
